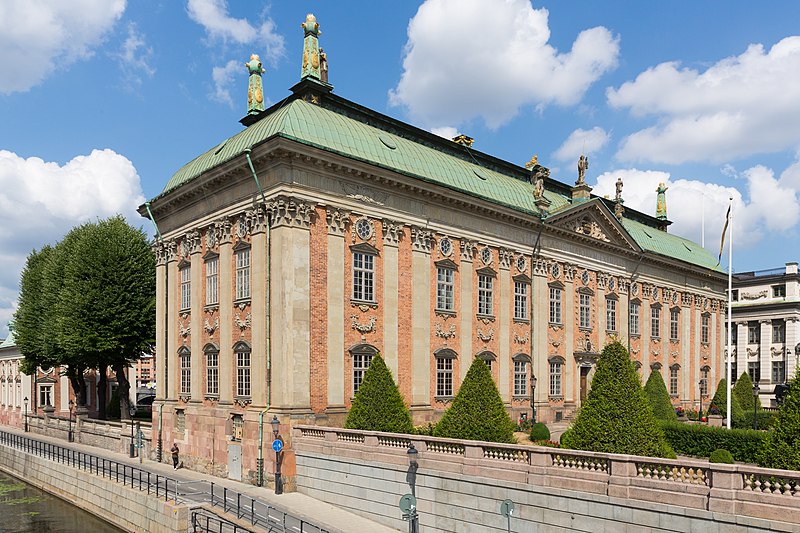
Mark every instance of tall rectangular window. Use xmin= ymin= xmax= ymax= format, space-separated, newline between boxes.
xmin=352 ymin=252 xmax=375 ymax=302
xmin=651 ymin=307 xmax=661 ymax=338
xmin=700 ymin=368 xmax=709 ymax=396
xmin=514 ymin=281 xmax=529 ymax=320
xmin=773 ymin=321 xmax=785 ymax=343
xmin=670 ymin=309 xmax=680 ymax=341
xmin=180 ymin=352 xmax=191 ymax=395
xmin=579 ymin=294 xmax=591 ymax=329
xmin=513 ymin=360 xmax=528 ymax=396
xmin=180 ymin=266 xmax=191 ymax=310
xmin=748 ymin=361 xmax=760 ymax=383
xmin=669 ymin=367 xmax=679 ymax=395
xmin=353 ymin=351 xmax=374 ymax=395
xmin=478 ymin=275 xmax=493 ymax=316
xmin=38 ymin=385 xmax=52 ymax=407
xmin=701 ymin=315 xmax=709 ymax=343
xmin=436 ymin=357 xmax=454 ymax=397
xmin=206 ymin=258 xmax=219 ymax=305
xmin=606 ymin=299 xmax=617 ymax=332
xmin=772 ymin=361 xmax=786 ymax=383
xmin=235 ymin=248 xmax=251 ymax=300
xmin=206 ymin=351 xmax=219 ymax=396
xmin=748 ymin=322 xmax=760 ymax=343
xmin=236 ymin=349 xmax=251 ymax=397
xmin=629 ymin=302 xmax=640 ymax=335
xmin=436 ymin=267 xmax=454 ymax=311
xmin=549 ymin=362 xmax=562 ymax=397
xmin=549 ymin=287 xmax=562 ymax=324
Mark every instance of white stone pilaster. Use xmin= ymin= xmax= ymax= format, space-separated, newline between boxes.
xmin=410 ymin=227 xmax=432 ymax=406
xmin=189 ymin=231 xmax=202 ymax=402
xmin=459 ymin=241 xmax=475 ymax=383
xmin=250 ymin=209 xmax=268 ymax=407
xmin=498 ymin=250 xmax=511 ymax=402
xmin=382 ymin=219 xmax=402 ymax=381
xmin=219 ymin=222 xmax=233 ymax=403
xmin=326 ymin=208 xmax=348 ymax=408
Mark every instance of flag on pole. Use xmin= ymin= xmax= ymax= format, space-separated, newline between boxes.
xmin=716 ymin=204 xmax=731 ymax=267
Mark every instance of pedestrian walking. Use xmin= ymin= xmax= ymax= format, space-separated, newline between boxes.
xmin=171 ymin=443 xmax=179 ymax=469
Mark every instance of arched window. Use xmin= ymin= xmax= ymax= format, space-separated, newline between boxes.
xmin=548 ymin=355 xmax=565 ymax=398
xmin=700 ymin=365 xmax=711 ymax=396
xmin=512 ymin=354 xmax=531 ymax=397
xmin=203 ymin=343 xmax=220 ymax=397
xmin=233 ymin=341 xmax=251 ymax=398
xmin=349 ymin=344 xmax=379 ymax=395
xmin=177 ymin=346 xmax=191 ymax=395
xmin=434 ymin=348 xmax=457 ymax=398
xmin=669 ymin=363 xmax=680 ymax=396
xmin=476 ymin=350 xmax=496 ymax=373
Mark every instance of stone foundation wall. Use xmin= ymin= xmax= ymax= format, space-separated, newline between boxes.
xmin=0 ymin=442 xmax=188 ymax=533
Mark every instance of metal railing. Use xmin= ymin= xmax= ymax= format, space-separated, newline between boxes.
xmin=191 ymin=509 xmax=259 ymax=533
xmin=0 ymin=429 xmax=178 ymax=501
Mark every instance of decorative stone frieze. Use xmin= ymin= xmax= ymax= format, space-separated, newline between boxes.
xmin=326 ymin=207 xmax=350 ymax=236
xmin=682 ymin=293 xmax=693 ymax=306
xmin=218 ymin=219 xmax=233 ymax=245
xmin=532 ymin=257 xmax=548 ymax=277
xmin=205 ymin=224 xmax=219 ymax=250
xmin=477 ymin=328 xmax=494 ymax=342
xmin=268 ymin=195 xmax=315 ymax=228
xmin=234 ymin=312 xmax=251 ymax=332
xmin=435 ymin=323 xmax=457 ymax=341
xmin=513 ymin=331 xmax=529 ymax=344
xmin=563 ymin=263 xmax=576 ymax=282
xmin=248 ymin=204 xmax=269 ymax=234
xmin=498 ymin=248 xmax=513 ymax=270
xmin=381 ymin=219 xmax=404 ymax=246
xmin=460 ymin=239 xmax=477 ymax=261
xmin=234 ymin=213 xmax=250 ymax=239
xmin=410 ymin=227 xmax=433 ymax=253
xmin=204 ymin=318 xmax=219 ymax=335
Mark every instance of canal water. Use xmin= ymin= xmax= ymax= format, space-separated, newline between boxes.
xmin=0 ymin=471 xmax=124 ymax=532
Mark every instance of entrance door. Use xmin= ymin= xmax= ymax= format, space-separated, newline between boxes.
xmin=228 ymin=444 xmax=242 ymax=480
xmin=580 ymin=367 xmax=591 ymax=403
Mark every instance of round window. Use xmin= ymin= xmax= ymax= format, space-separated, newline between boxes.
xmin=480 ymin=247 xmax=492 ymax=265
xmin=439 ymin=237 xmax=453 ymax=257
xmin=516 ymin=255 xmax=526 ymax=272
xmin=355 ymin=218 xmax=372 ymax=240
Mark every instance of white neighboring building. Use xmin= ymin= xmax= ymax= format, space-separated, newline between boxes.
xmin=732 ymin=262 xmax=800 ymax=406
xmin=0 ymin=330 xmax=33 ymax=428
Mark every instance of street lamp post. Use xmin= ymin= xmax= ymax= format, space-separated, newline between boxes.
xmin=530 ymin=373 xmax=538 ymax=424
xmin=129 ymin=406 xmax=136 ymax=458
xmin=699 ymin=378 xmax=707 ymax=423
xmin=23 ymin=397 xmax=28 ymax=432
xmin=406 ymin=444 xmax=420 ymax=533
xmin=271 ymin=415 xmax=283 ymax=495
xmin=68 ymin=399 xmax=74 ymax=442
xmin=752 ymin=382 xmax=760 ymax=430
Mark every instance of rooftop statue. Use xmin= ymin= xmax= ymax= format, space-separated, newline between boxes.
xmin=656 ymin=182 xmax=668 ymax=220
xmin=577 ymin=154 xmax=588 ymax=185
xmin=246 ymin=54 xmax=266 ymax=115
xmin=320 ymin=48 xmax=328 ymax=84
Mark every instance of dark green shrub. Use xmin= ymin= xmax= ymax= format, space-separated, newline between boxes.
xmin=660 ymin=421 xmax=767 ymax=463
xmin=733 ymin=372 xmax=761 ymax=412
xmin=711 ymin=378 xmax=744 ymax=423
xmin=559 ymin=429 xmax=572 ymax=446
xmin=733 ymin=410 xmax=777 ymax=430
xmin=758 ymin=372 xmax=800 ymax=470
xmin=709 ymin=448 xmax=734 ymax=464
xmin=434 ymin=357 xmax=515 ymax=443
xmin=530 ymin=422 xmax=550 ymax=441
xmin=345 ymin=354 xmax=413 ymax=434
xmin=107 ymin=388 xmax=121 ymax=419
xmin=560 ymin=341 xmax=673 ymax=458
xmin=516 ymin=417 xmax=533 ymax=433
xmin=644 ymin=370 xmax=678 ymax=421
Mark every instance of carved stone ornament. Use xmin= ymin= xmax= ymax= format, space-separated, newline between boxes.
xmin=326 ymin=207 xmax=350 ymax=236
xmin=747 ymin=347 xmax=759 ymax=358
xmin=382 ymin=219 xmax=404 ymax=246
xmin=205 ymin=225 xmax=219 ymax=249
xmin=411 ymin=227 xmax=433 ymax=253
xmin=498 ymin=248 xmax=513 ymax=269
xmin=477 ymin=328 xmax=494 ymax=342
xmin=179 ymin=394 xmax=191 ymax=403
xmin=178 ymin=320 xmax=191 ymax=339
xmin=548 ymin=334 xmax=562 ymax=348
xmin=234 ymin=397 xmax=252 ymax=408
xmin=460 ymin=239 xmax=478 ymax=261
xmin=771 ymin=346 xmax=786 ymax=358
xmin=740 ymin=290 xmax=768 ymax=301
xmin=435 ymin=323 xmax=457 ymax=340
xmin=267 ymin=195 xmax=315 ymax=228
xmin=341 ymin=182 xmax=388 ymax=206
xmin=568 ymin=216 xmax=610 ymax=243
xmin=514 ymin=331 xmax=529 ymax=344
xmin=204 ymin=318 xmax=219 ymax=335
xmin=235 ymin=214 xmax=250 ymax=239
xmin=235 ymin=313 xmax=252 ymax=331
xmin=350 ymin=315 xmax=377 ymax=334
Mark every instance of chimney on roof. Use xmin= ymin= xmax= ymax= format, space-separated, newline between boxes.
xmin=452 ymin=135 xmax=474 ymax=148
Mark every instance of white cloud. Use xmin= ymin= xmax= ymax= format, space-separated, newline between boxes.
xmin=211 ymin=59 xmax=240 ymax=107
xmin=187 ymin=0 xmax=285 ymax=66
xmin=430 ymin=126 xmax=459 ymax=140
xmin=553 ymin=127 xmax=609 ymax=161
xmin=0 ymin=0 xmax=126 ymax=94
xmin=593 ymin=164 xmax=800 ymax=253
xmin=113 ymin=22 xmax=155 ymax=87
xmin=0 ymin=149 xmax=145 ymax=337
xmin=609 ymin=37 xmax=800 ymax=164
xmin=389 ymin=0 xmax=619 ymax=129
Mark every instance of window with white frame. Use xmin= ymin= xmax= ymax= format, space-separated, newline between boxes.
xmin=514 ymin=281 xmax=528 ymax=321
xmin=352 ymin=252 xmax=375 ymax=302
xmin=179 ymin=348 xmax=191 ymax=395
xmin=772 ymin=360 xmax=786 ymax=383
xmin=205 ymin=345 xmax=219 ymax=396
xmin=477 ymin=274 xmax=493 ymax=316
xmin=180 ymin=266 xmax=191 ymax=310
xmin=436 ymin=267 xmax=454 ymax=311
xmin=748 ymin=361 xmax=760 ymax=383
xmin=748 ymin=322 xmax=760 ymax=343
xmin=478 ymin=351 xmax=495 ymax=374
xmin=235 ymin=248 xmax=251 ymax=300
xmin=651 ymin=306 xmax=661 ymax=338
xmin=579 ymin=293 xmax=591 ymax=329
xmin=549 ymin=360 xmax=562 ymax=397
xmin=669 ymin=366 xmax=679 ymax=396
xmin=513 ymin=356 xmax=530 ymax=396
xmin=39 ymin=384 xmax=53 ymax=407
xmin=549 ymin=287 xmax=562 ymax=324
xmin=606 ymin=298 xmax=617 ymax=332
xmin=206 ymin=257 xmax=218 ymax=305
xmin=435 ymin=350 xmax=455 ymax=397
xmin=773 ymin=321 xmax=785 ymax=343
xmin=701 ymin=315 xmax=709 ymax=343
xmin=629 ymin=302 xmax=640 ymax=335
xmin=670 ymin=309 xmax=680 ymax=341
xmin=235 ymin=343 xmax=251 ymax=397
xmin=700 ymin=367 xmax=710 ymax=396
xmin=351 ymin=345 xmax=377 ymax=395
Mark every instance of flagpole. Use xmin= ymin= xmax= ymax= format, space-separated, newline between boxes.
xmin=726 ymin=198 xmax=733 ymax=429
xmin=701 ymin=193 xmax=705 ymax=248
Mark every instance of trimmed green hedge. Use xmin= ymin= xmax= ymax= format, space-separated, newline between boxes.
xmin=660 ymin=421 xmax=767 ymax=463
xmin=710 ymin=378 xmax=744 ymax=422
xmin=530 ymin=422 xmax=550 ymax=441
xmin=709 ymin=448 xmax=734 ymax=464
xmin=644 ymin=370 xmax=678 ymax=421
xmin=733 ymin=372 xmax=761 ymax=411
xmin=733 ymin=410 xmax=778 ymax=430
xmin=345 ymin=354 xmax=414 ymax=434
xmin=758 ymin=372 xmax=800 ymax=470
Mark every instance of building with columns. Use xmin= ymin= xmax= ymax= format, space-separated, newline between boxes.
xmin=731 ymin=262 xmax=800 ymax=406
xmin=139 ymin=15 xmax=727 ymax=486
xmin=0 ymin=330 xmax=32 ymax=428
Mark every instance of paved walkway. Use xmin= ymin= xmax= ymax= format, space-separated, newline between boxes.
xmin=1 ymin=425 xmax=399 ymax=533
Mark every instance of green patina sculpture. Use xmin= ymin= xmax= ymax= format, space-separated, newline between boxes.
xmin=246 ymin=54 xmax=266 ymax=115
xmin=301 ymin=13 xmax=322 ymax=80
xmin=656 ymin=182 xmax=668 ymax=220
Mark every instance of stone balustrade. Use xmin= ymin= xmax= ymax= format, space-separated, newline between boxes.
xmin=294 ymin=425 xmax=800 ymax=527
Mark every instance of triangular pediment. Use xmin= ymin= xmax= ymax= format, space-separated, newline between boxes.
xmin=546 ymin=199 xmax=642 ymax=252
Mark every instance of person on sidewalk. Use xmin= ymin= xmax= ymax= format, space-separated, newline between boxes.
xmin=171 ymin=443 xmax=179 ymax=469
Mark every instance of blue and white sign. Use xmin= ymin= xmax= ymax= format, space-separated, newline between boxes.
xmin=271 ymin=439 xmax=283 ymax=453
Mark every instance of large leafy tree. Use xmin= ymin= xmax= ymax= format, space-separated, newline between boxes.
xmin=561 ymin=341 xmax=673 ymax=458
xmin=643 ymin=369 xmax=678 ymax=421
xmin=345 ymin=354 xmax=413 ymax=434
xmin=758 ymin=370 xmax=800 ymax=470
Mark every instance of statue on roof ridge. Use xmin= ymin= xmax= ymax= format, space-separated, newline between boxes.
xmin=524 ymin=155 xmax=538 ymax=169
xmin=577 ymin=154 xmax=588 ymax=185
xmin=301 ymin=14 xmax=323 ymax=81
xmin=246 ymin=53 xmax=266 ymax=115
xmin=656 ymin=182 xmax=668 ymax=220
xmin=320 ymin=48 xmax=328 ymax=83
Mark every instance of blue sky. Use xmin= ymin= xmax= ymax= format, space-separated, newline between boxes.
xmin=2 ymin=0 xmax=800 ymax=336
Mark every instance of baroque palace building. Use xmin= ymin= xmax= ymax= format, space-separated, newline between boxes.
xmin=140 ymin=15 xmax=727 ymax=485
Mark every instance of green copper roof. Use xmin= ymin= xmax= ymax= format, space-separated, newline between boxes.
xmin=0 ymin=330 xmax=15 ymax=349
xmin=156 ymin=92 xmax=718 ymax=272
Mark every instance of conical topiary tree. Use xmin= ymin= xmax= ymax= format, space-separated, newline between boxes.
xmin=345 ymin=354 xmax=413 ymax=434
xmin=561 ymin=341 xmax=673 ymax=458
xmin=710 ymin=378 xmax=744 ymax=422
xmin=644 ymin=370 xmax=678 ymax=421
xmin=758 ymin=370 xmax=800 ymax=470
xmin=434 ymin=358 xmax=515 ymax=443
xmin=733 ymin=372 xmax=761 ymax=412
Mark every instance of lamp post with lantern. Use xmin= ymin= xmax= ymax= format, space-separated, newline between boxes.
xmin=699 ymin=378 xmax=707 ymax=423
xmin=530 ymin=374 xmax=537 ymax=424
xmin=752 ymin=382 xmax=760 ymax=430
xmin=23 ymin=396 xmax=28 ymax=432
xmin=68 ymin=399 xmax=74 ymax=442
xmin=405 ymin=443 xmax=420 ymax=533
xmin=128 ymin=406 xmax=136 ymax=458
